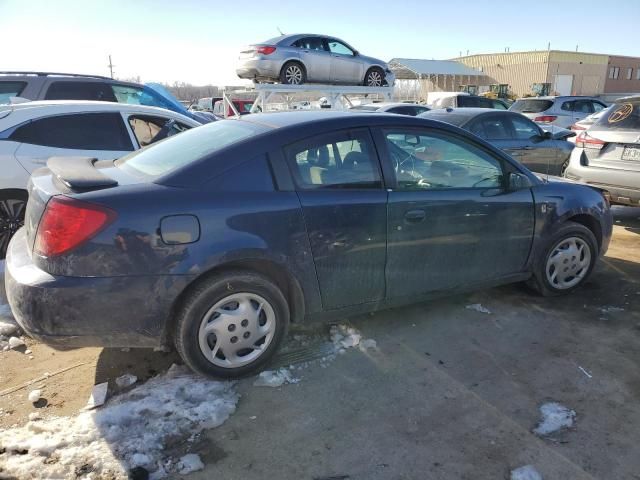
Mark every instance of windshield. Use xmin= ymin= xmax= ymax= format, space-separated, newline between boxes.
xmin=116 ymin=121 xmax=264 ymax=178
xmin=510 ymin=99 xmax=554 ymax=113
xmin=594 ymin=102 xmax=640 ymax=130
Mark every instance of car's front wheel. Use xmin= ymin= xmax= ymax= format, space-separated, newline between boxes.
xmin=175 ymin=271 xmax=289 ymax=378
xmin=280 ymin=62 xmax=306 ymax=85
xmin=364 ymin=67 xmax=385 ymax=87
xmin=0 ymin=190 xmax=28 ymax=260
xmin=530 ymin=221 xmax=598 ymax=296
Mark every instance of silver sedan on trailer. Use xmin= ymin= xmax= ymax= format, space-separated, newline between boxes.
xmin=236 ymin=34 xmax=395 ymax=87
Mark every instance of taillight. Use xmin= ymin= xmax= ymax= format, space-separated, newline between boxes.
xmin=534 ymin=115 xmax=557 ymax=123
xmin=35 ymin=197 xmax=116 ymax=257
xmin=256 ymin=46 xmax=276 ymax=55
xmin=575 ymin=131 xmax=605 ymax=150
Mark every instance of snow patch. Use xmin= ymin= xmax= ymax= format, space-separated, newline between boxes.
xmin=27 ymin=389 xmax=42 ymax=404
xmin=115 ymin=373 xmax=138 ymax=389
xmin=466 ymin=303 xmax=491 ymax=314
xmin=599 ymin=306 xmax=625 ymax=314
xmin=533 ymin=402 xmax=576 ymax=436
xmin=177 ymin=453 xmax=204 ymax=474
xmin=511 ymin=465 xmax=543 ymax=480
xmin=254 ymin=368 xmax=299 ymax=387
xmin=8 ymin=336 xmax=24 ymax=349
xmin=0 ymin=365 xmax=238 ymax=479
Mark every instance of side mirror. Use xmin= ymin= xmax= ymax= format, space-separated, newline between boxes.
xmin=404 ymin=134 xmax=420 ymax=146
xmin=508 ymin=172 xmax=532 ymax=190
xmin=543 ymin=130 xmax=553 ymax=140
xmin=353 ymin=50 xmax=359 ymax=56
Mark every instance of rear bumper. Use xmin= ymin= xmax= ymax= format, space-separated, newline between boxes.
xmin=5 ymin=229 xmax=192 ymax=348
xmin=236 ymin=59 xmax=281 ymax=80
xmin=565 ymin=150 xmax=640 ymax=206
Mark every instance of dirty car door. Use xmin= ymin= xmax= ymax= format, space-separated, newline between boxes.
xmin=284 ymin=129 xmax=387 ymax=309
xmin=378 ymin=127 xmax=535 ymax=297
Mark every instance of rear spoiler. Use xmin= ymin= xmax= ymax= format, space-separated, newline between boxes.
xmin=47 ymin=157 xmax=118 ymax=190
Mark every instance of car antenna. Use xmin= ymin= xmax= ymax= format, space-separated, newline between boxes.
xmin=277 ymin=26 xmax=285 ymax=36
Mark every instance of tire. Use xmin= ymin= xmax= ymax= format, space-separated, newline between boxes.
xmin=174 ymin=271 xmax=290 ymax=378
xmin=0 ymin=189 xmax=28 ymax=260
xmin=364 ymin=67 xmax=385 ymax=87
xmin=529 ymin=221 xmax=598 ymax=297
xmin=279 ymin=62 xmax=306 ymax=85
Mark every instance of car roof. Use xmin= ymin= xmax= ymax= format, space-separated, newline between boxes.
xmin=357 ymin=102 xmax=421 ymax=108
xmin=420 ymin=107 xmax=511 ymax=126
xmin=517 ymin=96 xmax=600 ymax=101
xmin=0 ymin=100 xmax=200 ymax=125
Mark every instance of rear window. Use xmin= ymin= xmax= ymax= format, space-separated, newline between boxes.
xmin=351 ymin=105 xmax=380 ymax=111
xmin=510 ymin=99 xmax=554 ymax=113
xmin=418 ymin=111 xmax=468 ymax=127
xmin=594 ymin=102 xmax=640 ymax=130
xmin=45 ymin=81 xmax=117 ymax=102
xmin=0 ymin=81 xmax=27 ymax=103
xmin=457 ymin=96 xmax=492 ymax=108
xmin=116 ymin=120 xmax=264 ymax=177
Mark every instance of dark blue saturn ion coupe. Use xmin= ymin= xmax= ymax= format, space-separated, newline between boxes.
xmin=5 ymin=111 xmax=612 ymax=378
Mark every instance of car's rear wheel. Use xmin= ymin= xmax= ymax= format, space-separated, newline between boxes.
xmin=529 ymin=221 xmax=598 ymax=296
xmin=175 ymin=271 xmax=289 ymax=378
xmin=280 ymin=62 xmax=306 ymax=85
xmin=364 ymin=67 xmax=385 ymax=87
xmin=0 ymin=190 xmax=28 ymax=260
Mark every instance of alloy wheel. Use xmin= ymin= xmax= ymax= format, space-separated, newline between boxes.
xmin=545 ymin=236 xmax=592 ymax=289
xmin=366 ymin=70 xmax=383 ymax=87
xmin=0 ymin=197 xmax=27 ymax=258
xmin=198 ymin=292 xmax=276 ymax=368
xmin=285 ymin=65 xmax=303 ymax=85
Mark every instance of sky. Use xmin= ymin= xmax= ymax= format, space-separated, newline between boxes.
xmin=2 ymin=0 xmax=639 ymax=86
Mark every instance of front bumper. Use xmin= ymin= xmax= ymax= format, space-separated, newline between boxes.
xmin=5 ymin=229 xmax=192 ymax=349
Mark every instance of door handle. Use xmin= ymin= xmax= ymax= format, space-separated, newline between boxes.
xmin=522 ymin=146 xmax=534 ymax=150
xmin=404 ymin=209 xmax=426 ymax=223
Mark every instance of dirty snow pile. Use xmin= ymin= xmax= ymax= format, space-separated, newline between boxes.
xmin=254 ymin=368 xmax=300 ymax=387
xmin=0 ymin=364 xmax=238 ymax=479
xmin=330 ymin=324 xmax=377 ymax=353
xmin=0 ymin=303 xmax=23 ymax=352
xmin=511 ymin=465 xmax=543 ymax=480
xmin=465 ymin=303 xmax=491 ymax=314
xmin=533 ymin=402 xmax=576 ymax=436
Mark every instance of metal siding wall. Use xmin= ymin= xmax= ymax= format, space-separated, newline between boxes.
xmin=456 ymin=52 xmax=549 ymax=96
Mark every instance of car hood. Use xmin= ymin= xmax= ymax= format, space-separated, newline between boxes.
xmin=357 ymin=54 xmax=390 ymax=69
xmin=144 ymin=83 xmax=212 ymax=124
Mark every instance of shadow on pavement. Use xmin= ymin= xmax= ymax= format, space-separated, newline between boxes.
xmin=94 ymin=347 xmax=181 ymax=387
xmin=612 ymin=206 xmax=640 ymax=235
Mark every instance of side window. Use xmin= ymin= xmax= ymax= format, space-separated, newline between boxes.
xmin=414 ymin=106 xmax=429 ymax=115
xmin=128 ymin=115 xmax=190 ymax=147
xmin=468 ymin=120 xmax=485 ymax=137
xmin=592 ymin=101 xmax=606 ymax=112
xmin=285 ymin=130 xmax=381 ymax=189
xmin=492 ymin=100 xmax=508 ymax=110
xmin=561 ymin=101 xmax=575 ymax=111
xmin=510 ymin=116 xmax=540 ymax=140
xmin=294 ymin=37 xmax=326 ymax=51
xmin=384 ymin=129 xmax=504 ymax=190
xmin=573 ymin=100 xmax=593 ymax=113
xmin=45 ymin=81 xmax=117 ymax=102
xmin=479 ymin=117 xmax=511 ymax=140
xmin=0 ymin=81 xmax=27 ymax=103
xmin=327 ymin=40 xmax=354 ymax=56
xmin=10 ymin=113 xmax=133 ymax=151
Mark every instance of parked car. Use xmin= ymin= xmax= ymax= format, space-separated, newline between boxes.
xmin=236 ymin=34 xmax=395 ymax=87
xmin=419 ymin=108 xmax=575 ymax=175
xmin=564 ymin=97 xmax=640 ymax=206
xmin=212 ymin=98 xmax=257 ymax=117
xmin=428 ymin=92 xmax=509 ymax=110
xmin=350 ymin=102 xmax=430 ymax=116
xmin=5 ymin=111 xmax=612 ymax=378
xmin=509 ymin=96 xmax=608 ymax=128
xmin=0 ymin=72 xmax=215 ymax=123
xmin=567 ymin=105 xmax=613 ymax=143
xmin=0 ymin=100 xmax=201 ymax=258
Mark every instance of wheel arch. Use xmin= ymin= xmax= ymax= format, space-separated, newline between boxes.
xmin=162 ymin=257 xmax=306 ymax=347
xmin=564 ymin=213 xmax=602 ymax=252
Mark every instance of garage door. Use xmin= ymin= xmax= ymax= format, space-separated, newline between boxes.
xmin=553 ymin=75 xmax=573 ymax=96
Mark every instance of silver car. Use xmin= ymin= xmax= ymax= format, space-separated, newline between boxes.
xmin=350 ymin=102 xmax=430 ymax=116
xmin=510 ymin=96 xmax=608 ymax=128
xmin=236 ymin=34 xmax=395 ymax=87
xmin=564 ymin=96 xmax=640 ymax=206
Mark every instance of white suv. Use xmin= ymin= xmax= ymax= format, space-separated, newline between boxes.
xmin=0 ymin=100 xmax=201 ymax=258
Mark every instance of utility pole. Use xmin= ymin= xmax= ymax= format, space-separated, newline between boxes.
xmin=108 ymin=55 xmax=115 ymax=79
